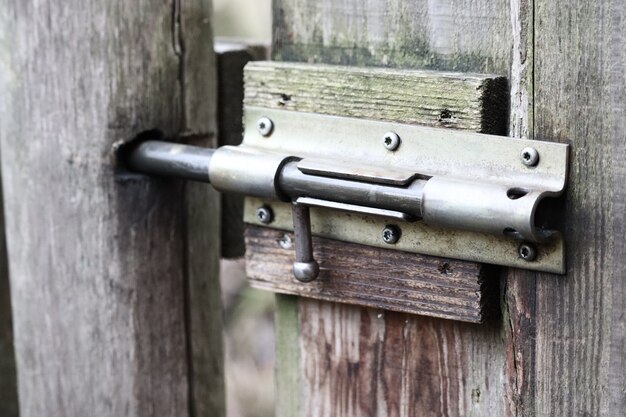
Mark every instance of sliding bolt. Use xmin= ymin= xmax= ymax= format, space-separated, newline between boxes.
xmin=382 ymin=131 xmax=401 ymax=151
xmin=382 ymin=225 xmax=401 ymax=244
xmin=256 ymin=117 xmax=274 ymax=136
xmin=256 ymin=205 xmax=274 ymax=224
xmin=520 ymin=147 xmax=539 ymax=167
xmin=518 ymin=243 xmax=537 ymax=262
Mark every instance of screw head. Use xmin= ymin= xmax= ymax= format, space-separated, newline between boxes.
xmin=520 ymin=147 xmax=539 ymax=167
xmin=382 ymin=131 xmax=401 ymax=151
xmin=256 ymin=117 xmax=274 ymax=136
xmin=256 ymin=206 xmax=274 ymax=224
xmin=279 ymin=234 xmax=292 ymax=249
xmin=382 ymin=225 xmax=401 ymax=244
xmin=518 ymin=243 xmax=537 ymax=262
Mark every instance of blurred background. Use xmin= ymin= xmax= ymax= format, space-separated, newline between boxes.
xmin=214 ymin=0 xmax=272 ymax=39
xmin=214 ymin=1 xmax=274 ymax=417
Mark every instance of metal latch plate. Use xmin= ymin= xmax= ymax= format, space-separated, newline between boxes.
xmin=243 ymin=106 xmax=568 ymax=273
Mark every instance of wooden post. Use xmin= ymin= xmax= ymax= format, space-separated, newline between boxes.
xmin=0 ymin=1 xmax=224 ymax=416
xmin=531 ymin=2 xmax=626 ymax=415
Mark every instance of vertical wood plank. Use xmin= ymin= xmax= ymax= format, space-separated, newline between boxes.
xmin=0 ymin=1 xmax=223 ymax=416
xmin=275 ymin=294 xmax=301 ymax=417
xmin=179 ymin=3 xmax=225 ymax=416
xmin=272 ymin=1 xmax=533 ymax=415
xmin=216 ymin=40 xmax=268 ymax=259
xmin=0 ymin=187 xmax=17 ymax=416
xmin=533 ymin=1 xmax=626 ymax=415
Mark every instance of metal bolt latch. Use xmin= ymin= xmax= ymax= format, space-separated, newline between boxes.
xmin=125 ymin=106 xmax=569 ymax=275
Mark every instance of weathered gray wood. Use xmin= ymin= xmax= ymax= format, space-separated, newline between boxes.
xmin=181 ymin=5 xmax=225 ymax=415
xmin=272 ymin=0 xmax=533 ymax=415
xmin=273 ymin=0 xmax=514 ymax=75
xmin=246 ymin=226 xmax=497 ymax=323
xmin=245 ymin=61 xmax=508 ymax=134
xmin=0 ymin=1 xmax=223 ymax=416
xmin=532 ymin=2 xmax=626 ymax=415
xmin=216 ymin=41 xmax=268 ymax=258
xmin=0 ymin=187 xmax=17 ymax=417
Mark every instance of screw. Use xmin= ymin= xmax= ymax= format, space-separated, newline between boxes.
xmin=518 ymin=243 xmax=537 ymax=262
xmin=279 ymin=234 xmax=292 ymax=249
xmin=382 ymin=131 xmax=401 ymax=151
xmin=256 ymin=117 xmax=274 ymax=136
xmin=256 ymin=206 xmax=274 ymax=224
xmin=520 ymin=147 xmax=539 ymax=167
xmin=382 ymin=225 xmax=401 ymax=244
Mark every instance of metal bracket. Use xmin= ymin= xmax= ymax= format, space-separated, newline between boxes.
xmin=239 ymin=106 xmax=569 ymax=275
xmin=126 ymin=107 xmax=569 ymax=279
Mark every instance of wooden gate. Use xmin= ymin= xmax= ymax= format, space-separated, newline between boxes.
xmin=0 ymin=0 xmax=624 ymax=416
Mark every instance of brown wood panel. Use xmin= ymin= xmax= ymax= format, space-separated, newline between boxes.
xmin=271 ymin=0 xmax=534 ymax=416
xmin=0 ymin=1 xmax=223 ymax=416
xmin=246 ymin=226 xmax=498 ymax=323
xmin=532 ymin=1 xmax=626 ymax=415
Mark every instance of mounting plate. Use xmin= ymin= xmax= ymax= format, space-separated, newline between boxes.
xmin=242 ymin=106 xmax=569 ymax=274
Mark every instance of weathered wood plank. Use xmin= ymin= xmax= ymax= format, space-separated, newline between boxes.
xmin=246 ymin=226 xmax=497 ymax=323
xmin=180 ymin=7 xmax=225 ymax=417
xmin=532 ymin=1 xmax=626 ymax=415
xmin=244 ymin=61 xmax=508 ymax=134
xmin=273 ymin=0 xmax=514 ymax=74
xmin=271 ymin=0 xmax=532 ymax=415
xmin=216 ymin=41 xmax=268 ymax=258
xmin=0 ymin=1 xmax=223 ymax=416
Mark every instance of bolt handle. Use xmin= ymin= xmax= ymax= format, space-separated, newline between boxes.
xmin=291 ymin=203 xmax=320 ymax=282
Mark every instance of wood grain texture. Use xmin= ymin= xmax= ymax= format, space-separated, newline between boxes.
xmin=273 ymin=0 xmax=514 ymax=74
xmin=216 ymin=41 xmax=268 ymax=258
xmin=0 ymin=1 xmax=223 ymax=416
xmin=246 ymin=226 xmax=497 ymax=323
xmin=270 ymin=1 xmax=533 ymax=416
xmin=532 ymin=1 xmax=626 ymax=415
xmin=244 ymin=62 xmax=508 ymax=134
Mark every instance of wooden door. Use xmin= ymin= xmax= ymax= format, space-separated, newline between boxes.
xmin=270 ymin=1 xmax=626 ymax=416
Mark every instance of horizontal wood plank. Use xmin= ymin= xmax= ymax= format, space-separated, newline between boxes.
xmin=244 ymin=61 xmax=508 ymax=134
xmin=246 ymin=226 xmax=498 ymax=323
